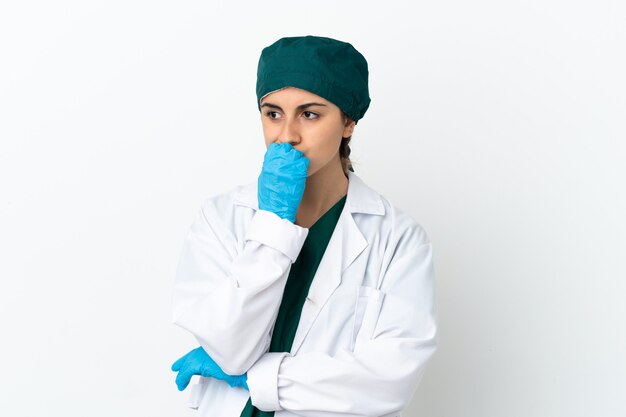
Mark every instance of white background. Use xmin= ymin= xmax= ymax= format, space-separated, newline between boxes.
xmin=1 ymin=1 xmax=624 ymax=416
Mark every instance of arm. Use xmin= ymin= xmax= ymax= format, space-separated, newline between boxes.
xmin=172 ymin=197 xmax=308 ymax=375
xmin=246 ymin=220 xmax=437 ymax=417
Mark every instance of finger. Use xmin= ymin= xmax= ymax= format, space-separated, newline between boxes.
xmin=200 ymin=364 xmax=216 ymax=378
xmin=272 ymin=141 xmax=289 ymax=152
xmin=265 ymin=142 xmax=287 ymax=162
xmin=278 ymin=149 xmax=302 ymax=165
xmin=175 ymin=369 xmax=194 ymax=391
xmin=171 ymin=355 xmax=186 ymax=372
xmin=288 ymin=151 xmax=304 ymax=162
xmin=276 ymin=142 xmax=298 ymax=158
xmin=290 ymin=155 xmax=309 ymax=171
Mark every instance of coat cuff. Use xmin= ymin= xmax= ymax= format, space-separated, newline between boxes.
xmin=246 ymin=352 xmax=289 ymax=411
xmin=244 ymin=210 xmax=308 ymax=263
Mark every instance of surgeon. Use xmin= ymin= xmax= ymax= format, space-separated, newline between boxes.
xmin=171 ymin=35 xmax=437 ymax=417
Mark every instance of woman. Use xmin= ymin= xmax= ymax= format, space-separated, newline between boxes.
xmin=171 ymin=35 xmax=437 ymax=417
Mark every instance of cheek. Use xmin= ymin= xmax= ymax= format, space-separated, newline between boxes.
xmin=261 ymin=125 xmax=275 ymax=146
xmin=305 ymin=139 xmax=340 ymax=169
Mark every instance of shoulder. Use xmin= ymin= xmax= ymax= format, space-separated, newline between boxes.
xmin=348 ymin=171 xmax=430 ymax=247
xmin=378 ymin=195 xmax=431 ymax=248
xmin=353 ymin=174 xmax=431 ymax=249
xmin=196 ymin=181 xmax=254 ymax=227
xmin=351 ymin=183 xmax=434 ymax=291
xmin=200 ymin=183 xmax=245 ymax=211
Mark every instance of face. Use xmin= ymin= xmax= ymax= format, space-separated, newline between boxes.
xmin=260 ymin=86 xmax=355 ymax=177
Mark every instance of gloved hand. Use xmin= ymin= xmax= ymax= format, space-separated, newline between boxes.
xmin=258 ymin=142 xmax=310 ymax=223
xmin=171 ymin=347 xmax=249 ymax=391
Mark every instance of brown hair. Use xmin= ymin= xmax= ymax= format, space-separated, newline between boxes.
xmin=340 ymin=111 xmax=355 ymax=176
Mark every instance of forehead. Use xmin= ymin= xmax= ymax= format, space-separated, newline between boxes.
xmin=260 ymin=86 xmax=330 ymax=104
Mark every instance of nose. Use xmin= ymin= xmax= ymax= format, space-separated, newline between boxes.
xmin=276 ymin=118 xmax=301 ymax=146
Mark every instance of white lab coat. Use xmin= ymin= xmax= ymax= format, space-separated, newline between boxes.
xmin=171 ymin=171 xmax=437 ymax=417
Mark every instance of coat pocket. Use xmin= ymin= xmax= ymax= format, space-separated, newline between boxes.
xmin=350 ymin=285 xmax=385 ymax=351
xmin=187 ymin=376 xmax=209 ymax=409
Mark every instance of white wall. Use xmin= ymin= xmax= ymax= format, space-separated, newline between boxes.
xmin=1 ymin=1 xmax=624 ymax=416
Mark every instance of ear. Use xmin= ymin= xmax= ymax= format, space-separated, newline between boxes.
xmin=342 ymin=118 xmax=356 ymax=138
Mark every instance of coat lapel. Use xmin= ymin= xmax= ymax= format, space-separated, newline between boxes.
xmin=233 ymin=171 xmax=385 ymax=355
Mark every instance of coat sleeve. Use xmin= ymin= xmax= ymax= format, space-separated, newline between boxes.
xmin=246 ymin=217 xmax=437 ymax=417
xmin=171 ymin=196 xmax=309 ymax=375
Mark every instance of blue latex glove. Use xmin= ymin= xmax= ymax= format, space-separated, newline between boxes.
xmin=258 ymin=142 xmax=310 ymax=223
xmin=171 ymin=347 xmax=249 ymax=391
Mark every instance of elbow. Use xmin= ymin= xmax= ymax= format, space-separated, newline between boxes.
xmin=213 ymin=350 xmax=257 ymax=376
xmin=385 ymin=339 xmax=438 ymax=414
xmin=220 ymin=362 xmax=248 ymax=376
xmin=204 ymin=335 xmax=271 ymax=376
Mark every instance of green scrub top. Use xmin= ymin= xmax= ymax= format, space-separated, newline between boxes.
xmin=239 ymin=194 xmax=347 ymax=417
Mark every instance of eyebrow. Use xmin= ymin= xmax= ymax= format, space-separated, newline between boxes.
xmin=260 ymin=102 xmax=328 ymax=111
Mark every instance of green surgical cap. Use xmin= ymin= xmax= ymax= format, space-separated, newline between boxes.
xmin=256 ymin=35 xmax=371 ymax=124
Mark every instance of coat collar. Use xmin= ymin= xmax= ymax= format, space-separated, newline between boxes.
xmin=233 ymin=171 xmax=385 ymax=355
xmin=232 ymin=170 xmax=385 ymax=216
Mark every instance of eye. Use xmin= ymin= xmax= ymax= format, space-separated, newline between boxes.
xmin=303 ymin=111 xmax=319 ymax=120
xmin=265 ymin=111 xmax=280 ymax=120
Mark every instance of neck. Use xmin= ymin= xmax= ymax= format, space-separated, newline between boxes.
xmin=296 ymin=156 xmax=349 ymax=226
